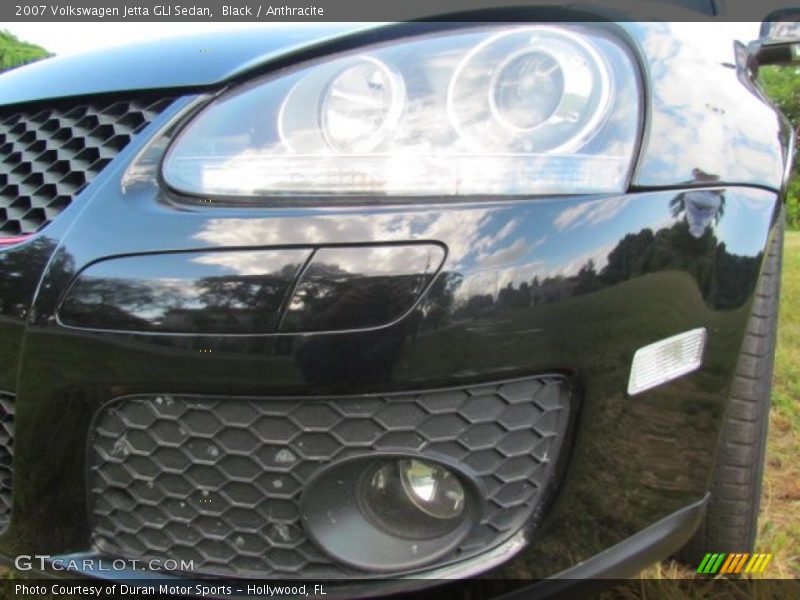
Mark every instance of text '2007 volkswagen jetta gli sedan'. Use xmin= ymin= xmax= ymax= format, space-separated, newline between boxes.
xmin=0 ymin=7 xmax=795 ymax=599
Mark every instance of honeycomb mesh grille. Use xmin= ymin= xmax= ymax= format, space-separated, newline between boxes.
xmin=0 ymin=392 xmax=14 ymax=533
xmin=0 ymin=95 xmax=174 ymax=238
xmin=91 ymin=377 xmax=570 ymax=578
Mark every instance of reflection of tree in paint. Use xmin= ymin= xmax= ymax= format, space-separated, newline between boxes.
xmin=669 ymin=169 xmax=725 ymax=238
xmin=445 ymin=208 xmax=761 ymax=323
xmin=0 ymin=238 xmax=63 ymax=317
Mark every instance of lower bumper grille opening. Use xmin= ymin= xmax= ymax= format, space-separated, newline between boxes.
xmin=90 ymin=376 xmax=571 ymax=578
xmin=0 ymin=391 xmax=15 ymax=534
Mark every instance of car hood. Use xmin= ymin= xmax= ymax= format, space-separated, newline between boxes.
xmin=0 ymin=24 xmax=371 ymax=107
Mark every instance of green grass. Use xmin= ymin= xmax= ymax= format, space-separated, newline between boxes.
xmin=762 ymin=230 xmax=800 ymax=578
xmin=605 ymin=231 xmax=800 ymax=597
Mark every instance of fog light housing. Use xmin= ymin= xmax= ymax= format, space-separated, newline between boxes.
xmin=301 ymin=455 xmax=482 ymax=572
xmin=361 ymin=459 xmax=466 ymax=540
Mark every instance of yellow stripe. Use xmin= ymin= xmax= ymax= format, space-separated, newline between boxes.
xmin=734 ymin=553 xmax=750 ymax=573
xmin=744 ymin=554 xmax=760 ymax=573
xmin=720 ymin=554 xmax=737 ymax=574
xmin=751 ymin=554 xmax=766 ymax=573
xmin=759 ymin=554 xmax=773 ymax=573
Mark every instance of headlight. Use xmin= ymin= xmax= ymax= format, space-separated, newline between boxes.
xmin=163 ymin=25 xmax=642 ymax=198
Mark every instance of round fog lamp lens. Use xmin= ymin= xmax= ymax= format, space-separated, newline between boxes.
xmin=360 ymin=458 xmax=469 ymax=540
xmin=320 ymin=57 xmax=401 ymax=153
xmin=399 ymin=459 xmax=465 ymax=519
xmin=491 ymin=50 xmax=565 ymax=131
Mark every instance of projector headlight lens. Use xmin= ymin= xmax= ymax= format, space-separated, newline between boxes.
xmin=163 ymin=25 xmax=641 ymax=197
xmin=490 ymin=49 xmax=565 ymax=131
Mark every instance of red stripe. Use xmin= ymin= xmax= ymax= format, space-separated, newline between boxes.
xmin=0 ymin=235 xmax=32 ymax=246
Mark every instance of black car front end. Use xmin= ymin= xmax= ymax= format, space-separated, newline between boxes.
xmin=0 ymin=14 xmax=791 ymax=597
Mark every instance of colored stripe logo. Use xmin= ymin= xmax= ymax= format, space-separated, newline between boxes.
xmin=696 ymin=553 xmax=773 ymax=574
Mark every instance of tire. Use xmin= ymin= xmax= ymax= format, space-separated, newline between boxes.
xmin=678 ymin=209 xmax=784 ymax=564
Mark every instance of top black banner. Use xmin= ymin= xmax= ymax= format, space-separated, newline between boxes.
xmin=1 ymin=0 xmax=799 ymax=22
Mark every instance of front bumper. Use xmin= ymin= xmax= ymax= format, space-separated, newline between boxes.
xmin=9 ymin=497 xmax=706 ymax=599
xmin=0 ymin=94 xmax=783 ymax=590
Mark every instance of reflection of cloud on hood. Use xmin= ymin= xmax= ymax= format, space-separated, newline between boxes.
xmin=193 ymin=209 xmax=495 ymax=267
xmin=554 ymin=196 xmax=632 ymax=231
xmin=311 ymin=245 xmax=444 ymax=277
xmin=637 ymin=22 xmax=781 ymax=185
xmin=151 ymin=277 xmax=201 ymax=295
xmin=475 ymin=218 xmax=521 ymax=253
xmin=496 ymin=259 xmax=547 ymax=290
xmin=477 ymin=236 xmax=545 ymax=268
xmin=545 ymin=240 xmax=618 ymax=279
xmin=452 ymin=258 xmax=547 ymax=305
xmin=192 ymin=250 xmax=305 ymax=276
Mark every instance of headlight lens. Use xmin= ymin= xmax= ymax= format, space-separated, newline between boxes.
xmin=320 ymin=57 xmax=404 ymax=153
xmin=163 ymin=25 xmax=641 ymax=198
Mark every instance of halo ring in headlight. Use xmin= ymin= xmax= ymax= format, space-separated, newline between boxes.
xmin=278 ymin=55 xmax=404 ymax=154
xmin=448 ymin=26 xmax=613 ymax=153
xmin=320 ymin=56 xmax=405 ymax=153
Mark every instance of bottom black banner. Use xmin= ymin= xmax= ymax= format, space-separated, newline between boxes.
xmin=0 ymin=578 xmax=798 ymax=600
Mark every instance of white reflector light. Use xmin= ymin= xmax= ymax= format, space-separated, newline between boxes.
xmin=628 ymin=328 xmax=707 ymax=395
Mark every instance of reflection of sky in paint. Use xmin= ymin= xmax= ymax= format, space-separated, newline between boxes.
xmin=83 ymin=187 xmax=774 ymax=322
xmin=714 ymin=194 xmax=775 ymax=257
xmin=69 ymin=190 xmax=775 ymax=327
xmin=84 ymin=249 xmax=308 ymax=282
xmin=624 ymin=22 xmax=782 ymax=187
xmin=191 ymin=189 xmax=772 ymax=296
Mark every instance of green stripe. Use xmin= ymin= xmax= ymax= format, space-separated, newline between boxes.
xmin=702 ymin=553 xmax=718 ymax=573
xmin=697 ymin=553 xmax=713 ymax=574
xmin=711 ymin=553 xmax=727 ymax=574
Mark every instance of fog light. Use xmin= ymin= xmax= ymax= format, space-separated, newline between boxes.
xmin=400 ymin=459 xmax=465 ymax=518
xmin=300 ymin=454 xmax=481 ymax=571
xmin=361 ymin=459 xmax=466 ymax=539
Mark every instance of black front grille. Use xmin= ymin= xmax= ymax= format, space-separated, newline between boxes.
xmin=0 ymin=391 xmax=14 ymax=533
xmin=90 ymin=377 xmax=571 ymax=578
xmin=0 ymin=95 xmax=174 ymax=239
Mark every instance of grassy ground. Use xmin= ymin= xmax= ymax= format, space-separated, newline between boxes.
xmin=605 ymin=231 xmax=800 ymax=597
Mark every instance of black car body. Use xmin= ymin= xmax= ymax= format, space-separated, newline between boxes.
xmin=0 ymin=10 xmax=792 ymax=596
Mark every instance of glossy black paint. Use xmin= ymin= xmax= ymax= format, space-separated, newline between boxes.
xmin=0 ymin=18 xmax=790 ymax=583
xmin=626 ymin=22 xmax=786 ymax=190
xmin=58 ymin=248 xmax=311 ymax=334
xmin=0 ymin=25 xmax=361 ymax=107
xmin=56 ymin=243 xmax=444 ymax=335
xmin=280 ymin=244 xmax=445 ymax=333
xmin=0 ymin=169 xmax=782 ymax=573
